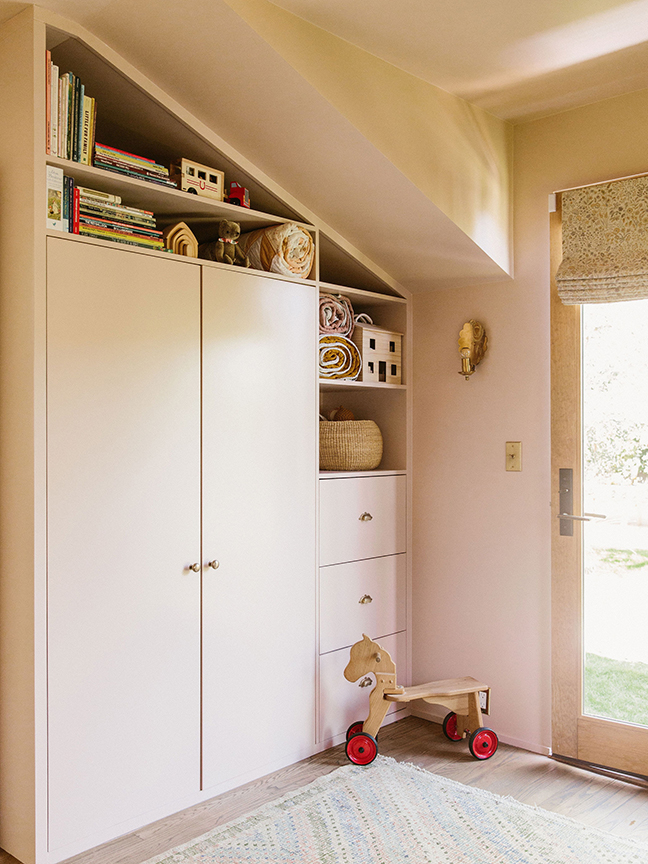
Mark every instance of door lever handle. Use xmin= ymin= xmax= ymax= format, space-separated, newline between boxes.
xmin=558 ymin=512 xmax=607 ymax=522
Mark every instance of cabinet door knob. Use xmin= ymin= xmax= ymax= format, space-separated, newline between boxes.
xmin=208 ymin=560 xmax=220 ymax=570
xmin=188 ymin=563 xmax=201 ymax=572
xmin=359 ymin=676 xmax=373 ymax=688
xmin=359 ymin=594 xmax=373 ymax=604
xmin=359 ymin=512 xmax=373 ymax=522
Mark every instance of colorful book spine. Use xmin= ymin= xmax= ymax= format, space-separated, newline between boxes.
xmin=92 ymin=162 xmax=176 ymax=187
xmin=78 ymin=197 xmax=154 ymax=217
xmin=77 ymin=186 xmax=122 ymax=204
xmin=71 ymin=76 xmax=80 ymax=161
xmin=46 ymin=51 xmax=51 ymax=155
xmin=78 ymin=224 xmax=164 ymax=246
xmin=79 ymin=215 xmax=163 ymax=238
xmin=77 ymin=83 xmax=85 ymax=162
xmin=67 ymin=176 xmax=75 ymax=232
xmin=58 ymin=74 xmax=65 ymax=157
xmin=80 ymin=96 xmax=91 ymax=165
xmin=93 ymin=156 xmax=169 ymax=178
xmin=88 ymin=98 xmax=97 ymax=164
xmin=50 ymin=63 xmax=59 ymax=157
xmin=67 ymin=74 xmax=74 ymax=160
xmin=46 ymin=165 xmax=64 ymax=230
xmin=94 ymin=143 xmax=158 ymax=165
xmin=79 ymin=206 xmax=156 ymax=228
xmin=72 ymin=186 xmax=80 ymax=234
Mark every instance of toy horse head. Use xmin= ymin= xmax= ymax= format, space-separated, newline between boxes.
xmin=344 ymin=634 xmax=396 ymax=682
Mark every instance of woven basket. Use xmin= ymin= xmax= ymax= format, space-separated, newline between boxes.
xmin=319 ymin=420 xmax=383 ymax=471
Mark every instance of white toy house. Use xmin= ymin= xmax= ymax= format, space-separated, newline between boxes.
xmin=351 ymin=324 xmax=403 ymax=384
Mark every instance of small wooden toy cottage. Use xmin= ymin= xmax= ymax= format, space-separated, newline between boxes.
xmin=350 ymin=324 xmax=403 ymax=384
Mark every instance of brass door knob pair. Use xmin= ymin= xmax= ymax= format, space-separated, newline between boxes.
xmin=188 ymin=560 xmax=220 ymax=572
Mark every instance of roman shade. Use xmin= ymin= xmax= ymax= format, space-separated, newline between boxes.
xmin=555 ymin=175 xmax=648 ymax=304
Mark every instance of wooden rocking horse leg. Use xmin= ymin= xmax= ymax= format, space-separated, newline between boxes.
xmin=363 ymin=686 xmax=392 ymax=739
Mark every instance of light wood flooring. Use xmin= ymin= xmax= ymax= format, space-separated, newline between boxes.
xmin=3 ymin=716 xmax=648 ymax=864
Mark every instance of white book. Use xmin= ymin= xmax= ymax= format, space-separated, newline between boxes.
xmin=50 ymin=63 xmax=59 ymax=157
xmin=46 ymin=164 xmax=64 ymax=230
xmin=58 ymin=75 xmax=65 ymax=157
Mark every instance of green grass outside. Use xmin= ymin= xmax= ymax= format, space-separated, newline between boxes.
xmin=598 ymin=547 xmax=648 ymax=569
xmin=584 ymin=653 xmax=648 ymax=726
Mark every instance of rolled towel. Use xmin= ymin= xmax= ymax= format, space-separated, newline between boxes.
xmin=238 ymin=222 xmax=315 ymax=279
xmin=318 ymin=335 xmax=361 ymax=380
xmin=319 ymin=293 xmax=355 ymax=337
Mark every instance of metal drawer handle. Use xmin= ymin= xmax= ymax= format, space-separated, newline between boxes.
xmin=359 ymin=677 xmax=373 ymax=688
xmin=208 ymin=559 xmax=220 ymax=570
xmin=188 ymin=563 xmax=200 ymax=572
xmin=359 ymin=594 xmax=373 ymax=604
xmin=359 ymin=512 xmax=373 ymax=522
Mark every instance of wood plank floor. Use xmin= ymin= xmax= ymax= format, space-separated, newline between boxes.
xmin=3 ymin=716 xmax=648 ymax=864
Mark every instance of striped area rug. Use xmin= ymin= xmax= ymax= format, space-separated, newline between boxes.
xmin=145 ymin=756 xmax=648 ymax=863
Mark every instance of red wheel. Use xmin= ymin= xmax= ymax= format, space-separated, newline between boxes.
xmin=345 ymin=732 xmax=378 ymax=766
xmin=442 ymin=711 xmax=463 ymax=741
xmin=346 ymin=721 xmax=364 ymax=741
xmin=469 ymin=727 xmax=498 ymax=760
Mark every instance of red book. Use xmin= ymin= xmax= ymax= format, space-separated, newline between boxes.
xmin=73 ymin=186 xmax=80 ymax=234
xmin=46 ymin=50 xmax=51 ymax=155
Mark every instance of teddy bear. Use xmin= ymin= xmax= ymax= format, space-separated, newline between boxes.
xmin=198 ymin=219 xmax=251 ymax=268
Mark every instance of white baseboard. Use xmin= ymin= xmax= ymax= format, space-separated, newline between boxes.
xmin=409 ymin=704 xmax=552 ymax=757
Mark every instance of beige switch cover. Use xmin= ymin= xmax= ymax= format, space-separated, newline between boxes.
xmin=506 ymin=441 xmax=522 ymax=471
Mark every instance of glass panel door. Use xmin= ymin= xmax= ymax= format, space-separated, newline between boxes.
xmin=583 ymin=299 xmax=648 ymax=729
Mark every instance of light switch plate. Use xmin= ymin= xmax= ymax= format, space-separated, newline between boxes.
xmin=506 ymin=441 xmax=522 ymax=471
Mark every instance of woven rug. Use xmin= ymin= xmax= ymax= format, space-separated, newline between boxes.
xmin=144 ymin=756 xmax=648 ymax=863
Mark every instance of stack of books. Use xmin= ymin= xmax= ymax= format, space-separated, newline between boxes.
xmin=46 ymin=50 xmax=96 ymax=164
xmin=46 ymin=167 xmax=164 ymax=252
xmin=94 ymin=144 xmax=176 ymax=189
xmin=77 ymin=186 xmax=165 ymax=250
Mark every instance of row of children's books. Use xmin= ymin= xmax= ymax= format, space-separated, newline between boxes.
xmin=94 ymin=143 xmax=176 ymax=188
xmin=46 ymin=166 xmax=165 ymax=251
xmin=46 ymin=51 xmax=96 ymax=164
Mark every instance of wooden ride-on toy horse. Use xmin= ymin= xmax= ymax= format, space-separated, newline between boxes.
xmin=343 ymin=634 xmax=498 ymax=766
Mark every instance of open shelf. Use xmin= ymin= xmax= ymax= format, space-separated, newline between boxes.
xmin=46 ymin=156 xmax=315 ymax=246
xmin=319 ymin=469 xmax=406 ymax=478
xmin=45 ymin=229 xmax=318 ymax=286
xmin=319 ymin=378 xmax=406 ymax=392
xmin=48 ymin=31 xmax=307 ymax=224
xmin=319 ymin=281 xmax=405 ymax=305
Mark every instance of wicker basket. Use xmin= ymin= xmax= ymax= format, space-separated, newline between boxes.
xmin=319 ymin=420 xmax=383 ymax=471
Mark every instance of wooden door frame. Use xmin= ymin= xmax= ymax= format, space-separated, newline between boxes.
xmin=550 ymin=195 xmax=583 ymax=758
xmin=551 ymin=195 xmax=648 ymax=775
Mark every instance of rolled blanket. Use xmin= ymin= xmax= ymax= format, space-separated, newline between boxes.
xmin=319 ymin=293 xmax=355 ymax=337
xmin=319 ymin=335 xmax=361 ymax=380
xmin=238 ymin=222 xmax=315 ymax=279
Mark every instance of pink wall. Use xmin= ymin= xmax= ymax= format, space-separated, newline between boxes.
xmin=412 ymin=86 xmax=648 ymax=753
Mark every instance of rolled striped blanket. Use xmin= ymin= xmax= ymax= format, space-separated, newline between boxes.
xmin=319 ymin=293 xmax=355 ymax=337
xmin=318 ymin=335 xmax=361 ymax=380
xmin=238 ymin=222 xmax=315 ymax=279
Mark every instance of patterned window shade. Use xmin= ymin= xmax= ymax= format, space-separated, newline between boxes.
xmin=555 ymin=176 xmax=648 ymax=304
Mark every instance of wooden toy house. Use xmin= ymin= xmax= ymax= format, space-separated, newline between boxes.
xmin=351 ymin=324 xmax=403 ymax=384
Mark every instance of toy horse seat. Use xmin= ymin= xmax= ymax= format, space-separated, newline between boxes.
xmin=343 ymin=634 xmax=498 ymax=765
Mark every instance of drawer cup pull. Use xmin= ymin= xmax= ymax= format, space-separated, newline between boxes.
xmin=359 ymin=594 xmax=373 ymax=604
xmin=359 ymin=512 xmax=373 ymax=522
xmin=359 ymin=676 xmax=373 ymax=688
